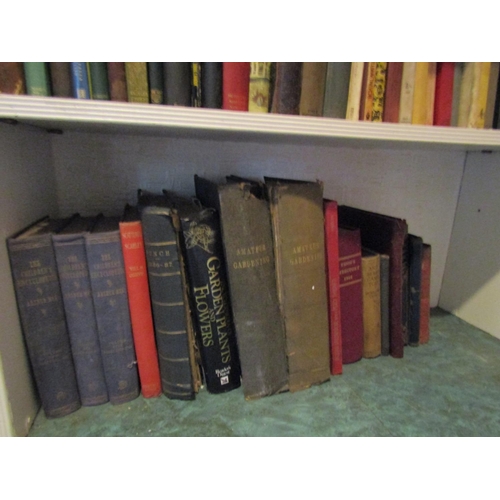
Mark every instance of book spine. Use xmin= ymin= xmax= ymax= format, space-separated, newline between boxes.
xmin=248 ymin=62 xmax=271 ymax=113
xmin=434 ymin=62 xmax=455 ymax=126
xmin=88 ymin=62 xmax=110 ymax=100
xmin=324 ymin=200 xmax=342 ymax=375
xmin=412 ymin=62 xmax=432 ymax=125
xmin=191 ymin=63 xmax=202 ymax=107
xmin=380 ymin=254 xmax=390 ymax=355
xmin=361 ymin=62 xmax=377 ymax=121
xmin=147 ymin=63 xmax=164 ymax=104
xmin=141 ymin=207 xmax=197 ymax=400
xmin=125 ymin=62 xmax=149 ymax=103
xmin=119 ymin=220 xmax=162 ymax=398
xmin=0 ymin=62 xmax=26 ymax=94
xmin=163 ymin=62 xmax=192 ymax=106
xmin=484 ymin=62 xmax=499 ymax=129
xmin=426 ymin=63 xmax=437 ymax=125
xmin=222 ymin=62 xmax=250 ymax=111
xmin=322 ymin=62 xmax=351 ymax=118
xmin=201 ymin=62 xmax=222 ymax=108
xmin=180 ymin=209 xmax=241 ymax=394
xmin=70 ymin=62 xmax=90 ymax=99
xmin=49 ymin=62 xmax=71 ymax=98
xmin=7 ymin=234 xmax=81 ymax=418
xmin=23 ymin=62 xmax=51 ymax=96
xmin=419 ymin=244 xmax=431 ymax=344
xmin=399 ymin=62 xmax=416 ymax=123
xmin=457 ymin=62 xmax=475 ymax=127
xmin=52 ymin=234 xmax=109 ymax=406
xmin=371 ymin=62 xmax=387 ymax=122
xmin=451 ymin=62 xmax=464 ymax=127
xmin=299 ymin=62 xmax=327 ymax=117
xmin=85 ymin=230 xmax=140 ymax=404
xmin=107 ymin=62 xmax=128 ymax=102
xmin=270 ymin=62 xmax=302 ymax=115
xmin=383 ymin=62 xmax=403 ymax=123
xmin=345 ymin=62 xmax=364 ymax=120
xmin=408 ymin=235 xmax=423 ymax=346
xmin=362 ymin=252 xmax=381 ymax=358
xmin=468 ymin=62 xmax=491 ymax=129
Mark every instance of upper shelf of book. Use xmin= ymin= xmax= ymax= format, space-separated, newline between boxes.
xmin=1 ymin=94 xmax=500 ymax=151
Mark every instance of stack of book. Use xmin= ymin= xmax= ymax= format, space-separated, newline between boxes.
xmin=7 ymin=176 xmax=432 ymax=419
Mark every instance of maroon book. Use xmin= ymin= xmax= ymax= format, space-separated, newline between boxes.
xmin=434 ymin=62 xmax=455 ymax=126
xmin=338 ymin=205 xmax=408 ymax=359
xmin=338 ymin=226 xmax=364 ymax=365
xmin=107 ymin=62 xmax=128 ymax=102
xmin=222 ymin=62 xmax=250 ymax=111
xmin=270 ymin=62 xmax=302 ymax=115
xmin=383 ymin=62 xmax=403 ymax=123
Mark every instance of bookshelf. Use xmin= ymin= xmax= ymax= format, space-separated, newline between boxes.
xmin=1 ymin=94 xmax=500 ymax=436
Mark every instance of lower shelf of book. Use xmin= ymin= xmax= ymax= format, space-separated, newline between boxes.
xmin=27 ymin=308 xmax=500 ymax=437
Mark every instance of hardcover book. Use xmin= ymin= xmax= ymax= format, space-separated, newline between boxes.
xmin=434 ymin=62 xmax=455 ymax=126
xmin=222 ymin=62 xmax=250 ymax=111
xmin=163 ymin=62 xmax=191 ymax=106
xmin=399 ymin=62 xmax=416 ymax=123
xmin=457 ymin=62 xmax=475 ymax=127
xmin=371 ymin=62 xmax=387 ymax=122
xmin=139 ymin=191 xmax=201 ymax=400
xmin=360 ymin=62 xmax=376 ymax=121
xmin=248 ymin=62 xmax=271 ymax=113
xmin=299 ymin=62 xmax=327 ymax=117
xmin=70 ymin=62 xmax=90 ymax=99
xmin=125 ymin=62 xmax=149 ymax=103
xmin=383 ymin=62 xmax=403 ymax=123
xmin=88 ymin=62 xmax=110 ymax=100
xmin=419 ymin=243 xmax=431 ymax=344
xmin=324 ymin=199 xmax=342 ymax=375
xmin=338 ymin=205 xmax=408 ymax=358
xmin=52 ymin=214 xmax=108 ymax=406
xmin=119 ymin=205 xmax=162 ymax=398
xmin=408 ymin=234 xmax=423 ymax=346
xmin=270 ymin=62 xmax=302 ymax=115
xmin=412 ymin=62 xmax=436 ymax=125
xmin=194 ymin=175 xmax=288 ymax=399
xmin=484 ymin=62 xmax=499 ymax=129
xmin=338 ymin=226 xmax=364 ymax=364
xmin=380 ymin=253 xmax=390 ymax=355
xmin=0 ymin=62 xmax=26 ymax=94
xmin=7 ymin=216 xmax=81 ymax=418
xmin=468 ymin=62 xmax=492 ymax=129
xmin=49 ymin=62 xmax=71 ymax=98
xmin=345 ymin=62 xmax=364 ymax=120
xmin=201 ymin=62 xmax=222 ymax=108
xmin=265 ymin=177 xmax=330 ymax=392
xmin=148 ymin=63 xmax=164 ymax=104
xmin=451 ymin=62 xmax=464 ymax=127
xmin=85 ymin=215 xmax=140 ymax=404
xmin=23 ymin=62 xmax=51 ymax=96
xmin=107 ymin=62 xmax=128 ymax=102
xmin=191 ymin=63 xmax=202 ymax=107
xmin=361 ymin=248 xmax=381 ymax=358
xmin=322 ymin=62 xmax=351 ymax=119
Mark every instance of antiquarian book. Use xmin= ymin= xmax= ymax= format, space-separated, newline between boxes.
xmin=408 ymin=234 xmax=423 ymax=346
xmin=139 ymin=191 xmax=201 ymax=400
xmin=222 ymin=62 xmax=250 ymax=111
xmin=49 ymin=62 xmax=71 ymax=97
xmin=412 ymin=62 xmax=436 ymax=125
xmin=201 ymin=62 xmax=222 ymax=108
xmin=345 ymin=62 xmax=364 ymax=120
xmin=88 ymin=62 xmax=109 ymax=100
xmin=383 ymin=62 xmax=403 ymax=123
xmin=265 ymin=177 xmax=330 ymax=392
xmin=338 ymin=205 xmax=408 ymax=358
xmin=402 ymin=234 xmax=410 ymax=345
xmin=457 ymin=62 xmax=475 ymax=127
xmin=270 ymin=62 xmax=302 ymax=115
xmin=52 ymin=214 xmax=108 ymax=406
xmin=23 ymin=62 xmax=51 ymax=96
xmin=148 ymin=63 xmax=164 ymax=104
xmin=434 ymin=62 xmax=455 ymax=126
xmin=468 ymin=62 xmax=492 ymax=129
xmin=70 ymin=62 xmax=90 ymax=99
xmin=248 ymin=62 xmax=271 ymax=113
xmin=119 ymin=205 xmax=162 ymax=398
xmin=360 ymin=62 xmax=376 ymax=121
xmin=107 ymin=62 xmax=128 ymax=102
xmin=125 ymin=62 xmax=149 ymax=103
xmin=0 ymin=62 xmax=25 ymax=94
xmin=484 ymin=62 xmax=499 ymax=129
xmin=171 ymin=193 xmax=241 ymax=394
xmin=451 ymin=62 xmax=464 ymax=126
xmin=299 ymin=62 xmax=327 ymax=116
xmin=362 ymin=248 xmax=381 ymax=358
xmin=7 ymin=216 xmax=81 ymax=418
xmin=324 ymin=199 xmax=342 ymax=375
xmin=191 ymin=63 xmax=202 ymax=107
xmin=85 ymin=215 xmax=140 ymax=404
xmin=194 ymin=175 xmax=288 ymax=399
xmin=322 ymin=62 xmax=351 ymax=119
xmin=337 ymin=226 xmax=363 ymax=364
xmin=163 ymin=62 xmax=191 ymax=106
xmin=419 ymin=243 xmax=431 ymax=344
xmin=399 ymin=62 xmax=416 ymax=123
xmin=380 ymin=253 xmax=390 ymax=356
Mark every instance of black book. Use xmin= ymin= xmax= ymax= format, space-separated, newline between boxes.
xmin=194 ymin=175 xmax=289 ymax=400
xmin=165 ymin=191 xmax=241 ymax=394
xmin=163 ymin=62 xmax=192 ymax=106
xmin=408 ymin=234 xmax=424 ymax=346
xmin=138 ymin=190 xmax=201 ymax=400
xmin=7 ymin=216 xmax=81 ymax=418
xmin=200 ymin=62 xmax=222 ymax=108
xmin=85 ymin=215 xmax=140 ymax=405
xmin=148 ymin=62 xmax=164 ymax=104
xmin=52 ymin=214 xmax=108 ymax=406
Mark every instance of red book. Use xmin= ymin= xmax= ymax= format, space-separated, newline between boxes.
xmin=324 ymin=200 xmax=343 ymax=375
xmin=383 ymin=62 xmax=403 ymax=123
xmin=338 ymin=226 xmax=364 ymax=364
xmin=433 ymin=62 xmax=455 ymax=126
xmin=119 ymin=205 xmax=162 ymax=398
xmin=222 ymin=62 xmax=250 ymax=111
xmin=419 ymin=243 xmax=431 ymax=344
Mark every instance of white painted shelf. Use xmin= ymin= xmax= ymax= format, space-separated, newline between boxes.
xmin=1 ymin=94 xmax=500 ymax=150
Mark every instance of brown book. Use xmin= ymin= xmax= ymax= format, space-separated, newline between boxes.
xmin=419 ymin=243 xmax=431 ymax=344
xmin=265 ymin=177 xmax=330 ymax=392
xmin=0 ymin=62 xmax=25 ymax=94
xmin=383 ymin=62 xmax=403 ymax=122
xmin=299 ymin=62 xmax=327 ymax=116
xmin=271 ymin=62 xmax=302 ymax=115
xmin=362 ymin=248 xmax=381 ymax=358
xmin=49 ymin=63 xmax=72 ymax=97
xmin=107 ymin=63 xmax=128 ymax=102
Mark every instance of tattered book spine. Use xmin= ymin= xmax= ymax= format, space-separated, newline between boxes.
xmin=180 ymin=208 xmax=241 ymax=393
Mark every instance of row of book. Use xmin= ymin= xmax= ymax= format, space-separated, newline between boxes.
xmin=1 ymin=62 xmax=499 ymax=128
xmin=7 ymin=176 xmax=431 ymax=419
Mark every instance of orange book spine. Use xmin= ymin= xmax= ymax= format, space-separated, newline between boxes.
xmin=120 ymin=220 xmax=162 ymax=398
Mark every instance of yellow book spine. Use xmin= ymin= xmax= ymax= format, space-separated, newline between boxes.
xmin=457 ymin=62 xmax=475 ymax=127
xmin=362 ymin=62 xmax=377 ymax=121
xmin=125 ymin=62 xmax=149 ymax=103
xmin=362 ymin=252 xmax=381 ymax=359
xmin=399 ymin=62 xmax=416 ymax=123
xmin=248 ymin=62 xmax=271 ymax=113
xmin=412 ymin=62 xmax=430 ymax=125
xmin=468 ymin=62 xmax=491 ymax=129
xmin=371 ymin=62 xmax=387 ymax=122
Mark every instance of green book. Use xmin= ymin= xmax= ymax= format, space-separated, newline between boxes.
xmin=23 ymin=62 xmax=51 ymax=96
xmin=323 ymin=62 xmax=351 ymax=118
xmin=88 ymin=62 xmax=109 ymax=100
